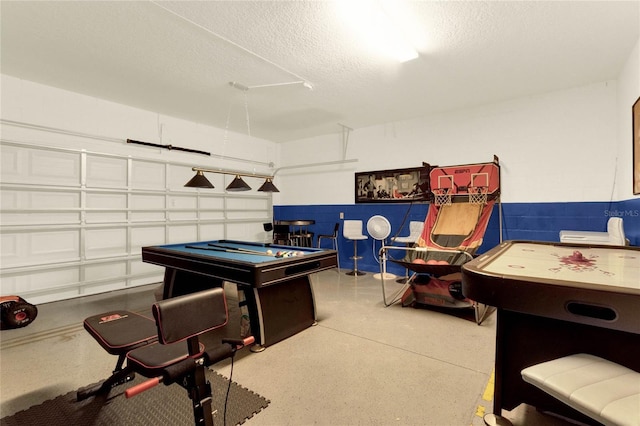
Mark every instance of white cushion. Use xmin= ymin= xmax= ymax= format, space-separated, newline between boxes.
xmin=522 ymin=353 xmax=640 ymax=426
xmin=392 ymin=236 xmax=417 ymax=243
xmin=559 ymin=217 xmax=627 ymax=246
xmin=392 ymin=221 xmax=424 ymax=244
xmin=343 ymin=220 xmax=368 ymax=240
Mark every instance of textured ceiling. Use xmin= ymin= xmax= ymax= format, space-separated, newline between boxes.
xmin=1 ymin=1 xmax=639 ymax=143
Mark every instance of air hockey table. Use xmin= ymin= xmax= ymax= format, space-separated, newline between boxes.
xmin=142 ymin=240 xmax=337 ymax=352
xmin=461 ymin=240 xmax=640 ymax=424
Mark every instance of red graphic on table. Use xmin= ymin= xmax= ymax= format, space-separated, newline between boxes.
xmin=549 ymin=250 xmax=613 ymax=276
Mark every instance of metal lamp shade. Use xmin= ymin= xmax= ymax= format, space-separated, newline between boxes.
xmin=184 ymin=171 xmax=214 ymax=188
xmin=257 ymin=178 xmax=279 ymax=192
xmin=226 ymin=175 xmax=251 ymax=191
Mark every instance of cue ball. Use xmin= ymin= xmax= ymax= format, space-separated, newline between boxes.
xmin=266 ymin=249 xmax=273 ymax=255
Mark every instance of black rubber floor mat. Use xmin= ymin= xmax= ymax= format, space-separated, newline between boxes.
xmin=2 ymin=369 xmax=269 ymax=426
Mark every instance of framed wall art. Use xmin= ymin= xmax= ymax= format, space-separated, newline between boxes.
xmin=634 ymin=96 xmax=640 ymax=195
xmin=355 ymin=165 xmax=430 ymax=203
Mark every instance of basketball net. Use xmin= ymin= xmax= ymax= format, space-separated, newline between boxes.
xmin=434 ymin=188 xmax=452 ymax=206
xmin=468 ymin=186 xmax=488 ymax=205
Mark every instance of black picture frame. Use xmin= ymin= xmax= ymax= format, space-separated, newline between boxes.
xmin=633 ymin=96 xmax=640 ymax=195
xmin=355 ymin=165 xmax=430 ymax=203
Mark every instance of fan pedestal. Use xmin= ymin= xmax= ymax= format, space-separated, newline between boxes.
xmin=374 ymin=272 xmax=396 ymax=280
xmin=367 ymin=215 xmax=395 ymax=280
xmin=374 ymin=245 xmax=396 ymax=280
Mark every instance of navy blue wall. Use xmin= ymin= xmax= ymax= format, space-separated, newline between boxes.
xmin=274 ymin=198 xmax=639 ymax=274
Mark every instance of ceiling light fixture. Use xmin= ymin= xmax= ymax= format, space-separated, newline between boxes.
xmin=336 ymin=0 xmax=422 ymax=63
xmin=184 ymin=167 xmax=279 ymax=192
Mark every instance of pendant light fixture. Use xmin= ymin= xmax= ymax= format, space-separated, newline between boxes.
xmin=257 ymin=178 xmax=280 ymax=192
xmin=184 ymin=170 xmax=215 ymax=188
xmin=184 ymin=167 xmax=279 ymax=192
xmin=226 ymin=174 xmax=252 ymax=191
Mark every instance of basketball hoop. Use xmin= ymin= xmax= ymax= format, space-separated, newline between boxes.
xmin=434 ymin=188 xmax=452 ymax=206
xmin=469 ymin=186 xmax=488 ymax=204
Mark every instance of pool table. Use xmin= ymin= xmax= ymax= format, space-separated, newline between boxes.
xmin=461 ymin=240 xmax=640 ymax=424
xmin=142 ymin=240 xmax=337 ymax=351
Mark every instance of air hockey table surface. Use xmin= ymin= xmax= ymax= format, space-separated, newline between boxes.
xmin=462 ymin=240 xmax=639 ymax=333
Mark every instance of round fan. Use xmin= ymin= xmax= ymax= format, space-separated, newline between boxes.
xmin=366 ymin=215 xmax=395 ymax=280
xmin=367 ymin=215 xmax=391 ymax=241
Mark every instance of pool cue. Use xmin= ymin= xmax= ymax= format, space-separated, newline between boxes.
xmin=207 ymin=243 xmax=273 ymax=256
xmin=186 ymin=245 xmax=271 ymax=257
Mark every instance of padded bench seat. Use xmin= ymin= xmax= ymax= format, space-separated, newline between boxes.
xmin=521 ymin=353 xmax=640 ymax=426
xmin=77 ymin=310 xmax=159 ymax=401
xmin=84 ymin=310 xmax=157 ymax=354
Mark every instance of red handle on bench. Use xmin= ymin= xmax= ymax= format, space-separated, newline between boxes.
xmin=221 ymin=335 xmax=255 ymax=349
xmin=241 ymin=336 xmax=255 ymax=347
xmin=125 ymin=377 xmax=161 ymax=398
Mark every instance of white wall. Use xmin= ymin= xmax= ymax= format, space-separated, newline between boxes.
xmin=278 ymin=35 xmax=640 ymax=207
xmin=278 ymin=79 xmax=630 ymax=205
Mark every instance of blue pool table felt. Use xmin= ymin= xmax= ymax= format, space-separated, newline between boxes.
xmin=158 ymin=240 xmax=326 ymax=264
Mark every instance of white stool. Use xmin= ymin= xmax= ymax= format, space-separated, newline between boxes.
xmin=343 ymin=220 xmax=368 ymax=276
xmin=391 ymin=221 xmax=424 ymax=283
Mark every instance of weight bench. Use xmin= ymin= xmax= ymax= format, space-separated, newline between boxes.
xmin=77 ymin=309 xmax=159 ymax=400
xmin=521 ymin=353 xmax=640 ymax=426
xmin=78 ymin=288 xmax=253 ymax=426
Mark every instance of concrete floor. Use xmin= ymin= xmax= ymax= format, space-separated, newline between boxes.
xmin=0 ymin=269 xmax=573 ymax=425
